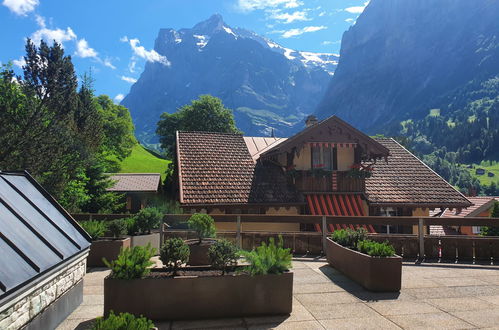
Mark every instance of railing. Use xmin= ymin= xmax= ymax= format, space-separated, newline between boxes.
xmin=292 ymin=170 xmax=364 ymax=192
xmin=160 ymin=214 xmax=499 ymax=262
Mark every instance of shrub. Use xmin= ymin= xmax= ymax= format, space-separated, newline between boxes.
xmin=242 ymin=236 xmax=292 ymax=276
xmin=357 ymin=240 xmax=396 ymax=257
xmin=331 ymin=228 xmax=367 ymax=248
xmin=92 ymin=311 xmax=154 ymax=329
xmin=125 ymin=216 xmax=139 ymax=235
xmin=160 ymin=238 xmax=190 ymax=275
xmin=135 ymin=207 xmax=163 ymax=234
xmin=104 ymin=244 xmax=156 ymax=280
xmin=108 ymin=219 xmax=128 ymax=238
xmin=188 ymin=213 xmax=216 ymax=244
xmin=80 ymin=220 xmax=107 ymax=241
xmin=208 ymin=239 xmax=239 ymax=274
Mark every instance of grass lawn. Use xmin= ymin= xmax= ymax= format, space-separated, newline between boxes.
xmin=465 ymin=162 xmax=499 ymax=185
xmin=118 ymin=144 xmax=170 ymax=180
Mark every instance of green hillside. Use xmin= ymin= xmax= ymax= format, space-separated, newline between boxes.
xmin=118 ymin=144 xmax=170 ymax=180
xmin=465 ymin=162 xmax=499 ymax=186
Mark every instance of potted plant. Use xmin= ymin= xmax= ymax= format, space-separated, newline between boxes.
xmin=128 ymin=207 xmax=163 ymax=251
xmin=325 ymin=228 xmax=401 ymax=292
xmin=185 ymin=213 xmax=217 ymax=265
xmin=104 ymin=237 xmax=293 ymax=320
xmin=81 ymin=219 xmax=131 ymax=267
xmin=91 ymin=311 xmax=155 ymax=330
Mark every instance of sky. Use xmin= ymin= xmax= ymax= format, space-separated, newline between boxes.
xmin=0 ymin=0 xmax=368 ymax=103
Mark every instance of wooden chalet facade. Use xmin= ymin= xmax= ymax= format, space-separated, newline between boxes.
xmin=176 ymin=116 xmax=472 ymax=233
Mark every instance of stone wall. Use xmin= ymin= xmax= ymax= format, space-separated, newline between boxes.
xmin=0 ymin=255 xmax=87 ymax=330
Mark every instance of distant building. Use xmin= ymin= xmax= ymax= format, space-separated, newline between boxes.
xmin=107 ymin=173 xmax=162 ymax=212
xmin=488 ymin=172 xmax=495 ymax=177
xmin=476 ymin=168 xmax=486 ymax=175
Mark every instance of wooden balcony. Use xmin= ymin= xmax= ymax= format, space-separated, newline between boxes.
xmin=291 ymin=170 xmax=365 ymax=192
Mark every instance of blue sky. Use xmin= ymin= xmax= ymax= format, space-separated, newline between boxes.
xmin=1 ymin=0 xmax=368 ymax=102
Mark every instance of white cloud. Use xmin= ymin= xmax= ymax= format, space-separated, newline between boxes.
xmin=344 ymin=1 xmax=369 ymax=14
xmin=272 ymin=10 xmax=310 ymax=24
xmin=12 ymin=56 xmax=26 ymax=68
xmin=123 ymin=37 xmax=170 ymax=66
xmin=121 ymin=76 xmax=137 ymax=84
xmin=345 ymin=18 xmax=355 ymax=24
xmin=322 ymin=40 xmax=340 ymax=46
xmin=31 ymin=26 xmax=77 ymax=46
xmin=114 ymin=93 xmax=125 ymax=103
xmin=280 ymin=25 xmax=327 ymax=38
xmin=238 ymin=0 xmax=302 ymax=12
xmin=2 ymin=0 xmax=38 ymax=16
xmin=75 ymin=39 xmax=98 ymax=58
xmin=128 ymin=60 xmax=136 ymax=73
xmin=103 ymin=58 xmax=116 ymax=69
xmin=318 ymin=11 xmax=326 ymax=17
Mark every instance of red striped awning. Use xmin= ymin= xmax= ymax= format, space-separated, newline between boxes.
xmin=306 ymin=194 xmax=375 ymax=233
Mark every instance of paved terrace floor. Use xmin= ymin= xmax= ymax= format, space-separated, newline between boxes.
xmin=57 ymin=258 xmax=499 ymax=330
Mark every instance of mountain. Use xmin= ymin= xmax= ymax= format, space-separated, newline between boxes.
xmin=122 ymin=14 xmax=338 ymax=144
xmin=316 ymin=0 xmax=499 ymax=134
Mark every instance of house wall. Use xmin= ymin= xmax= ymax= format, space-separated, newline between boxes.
xmin=294 ymin=145 xmax=311 ymax=170
xmin=293 ymin=145 xmax=355 ymax=171
xmin=412 ymin=208 xmax=429 ymax=235
xmin=0 ymin=254 xmax=87 ymax=330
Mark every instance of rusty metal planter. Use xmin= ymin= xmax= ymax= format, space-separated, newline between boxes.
xmin=87 ymin=237 xmax=131 ymax=267
xmin=325 ymin=238 xmax=401 ymax=292
xmin=104 ymin=271 xmax=293 ymax=320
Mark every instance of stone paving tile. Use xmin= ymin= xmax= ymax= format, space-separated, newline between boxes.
xmin=83 ymin=284 xmax=103 ymax=295
xmin=295 ymin=292 xmax=359 ymax=307
xmin=171 ymin=317 xmax=245 ymax=329
xmin=431 ymin=276 xmax=490 ymax=287
xmin=424 ymin=297 xmax=493 ymax=312
xmin=306 ymin=302 xmax=379 ymax=320
xmin=349 ymin=291 xmax=416 ymax=302
xmin=401 ymin=276 xmax=441 ymax=289
xmin=291 ymin=268 xmax=330 ymax=284
xmin=293 ymin=282 xmax=356 ymax=294
xmin=318 ymin=315 xmax=402 ymax=330
xmin=82 ymin=294 xmax=104 ymax=306
xmin=479 ymin=295 xmax=499 ymax=306
xmin=478 ymin=275 xmax=499 ymax=285
xmin=366 ymin=300 xmax=441 ymax=316
xmin=451 ymin=308 xmax=499 ymax=328
xmin=248 ymin=320 xmax=325 ymax=330
xmin=56 ymin=318 xmax=96 ymax=330
xmin=387 ymin=312 xmax=476 ymax=329
xmin=244 ymin=299 xmax=314 ymax=325
xmin=67 ymin=304 xmax=103 ymax=320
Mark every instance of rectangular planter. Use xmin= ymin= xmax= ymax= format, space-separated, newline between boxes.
xmin=104 ymin=271 xmax=293 ymax=320
xmin=87 ymin=237 xmax=131 ymax=267
xmin=325 ymin=238 xmax=401 ymax=292
xmin=130 ymin=232 xmax=160 ymax=252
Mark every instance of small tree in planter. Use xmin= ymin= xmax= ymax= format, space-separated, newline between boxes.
xmin=208 ymin=239 xmax=239 ymax=275
xmin=242 ymin=236 xmax=292 ymax=275
xmin=135 ymin=207 xmax=163 ymax=234
xmin=104 ymin=244 xmax=156 ymax=280
xmin=107 ymin=219 xmax=128 ymax=239
xmin=160 ymin=238 xmax=190 ymax=276
xmin=186 ymin=213 xmax=216 ymax=265
xmin=80 ymin=220 xmax=107 ymax=241
xmin=92 ymin=311 xmax=155 ymax=330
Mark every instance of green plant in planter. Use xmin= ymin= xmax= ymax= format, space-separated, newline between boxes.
xmin=208 ymin=239 xmax=239 ymax=275
xmin=160 ymin=238 xmax=190 ymax=276
xmin=125 ymin=216 xmax=139 ymax=235
xmin=79 ymin=220 xmax=107 ymax=241
xmin=107 ymin=219 xmax=128 ymax=238
xmin=357 ymin=240 xmax=396 ymax=257
xmin=331 ymin=228 xmax=367 ymax=248
xmin=135 ymin=207 xmax=163 ymax=234
xmin=242 ymin=236 xmax=292 ymax=275
xmin=92 ymin=311 xmax=155 ymax=329
xmin=188 ymin=213 xmax=216 ymax=244
xmin=104 ymin=244 xmax=155 ymax=280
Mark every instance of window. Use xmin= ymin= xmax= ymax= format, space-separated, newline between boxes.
xmin=311 ymin=145 xmax=337 ymax=170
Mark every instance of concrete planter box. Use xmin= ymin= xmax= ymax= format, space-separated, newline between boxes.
xmin=130 ymin=232 xmax=160 ymax=252
xmin=325 ymin=238 xmax=401 ymax=292
xmin=104 ymin=271 xmax=293 ymax=320
xmin=87 ymin=237 xmax=131 ymax=267
xmin=185 ymin=239 xmax=216 ymax=265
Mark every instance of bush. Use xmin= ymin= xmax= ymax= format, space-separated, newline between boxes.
xmin=208 ymin=239 xmax=239 ymax=274
xmin=160 ymin=238 xmax=190 ymax=275
xmin=188 ymin=213 xmax=216 ymax=244
xmin=92 ymin=311 xmax=154 ymax=329
xmin=331 ymin=228 xmax=367 ymax=248
xmin=125 ymin=216 xmax=139 ymax=235
xmin=135 ymin=207 xmax=163 ymax=234
xmin=104 ymin=244 xmax=156 ymax=280
xmin=108 ymin=219 xmax=128 ymax=238
xmin=242 ymin=236 xmax=292 ymax=276
xmin=357 ymin=240 xmax=396 ymax=257
xmin=80 ymin=220 xmax=107 ymax=241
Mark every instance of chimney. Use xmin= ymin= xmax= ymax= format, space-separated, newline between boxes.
xmin=305 ymin=115 xmax=318 ymax=128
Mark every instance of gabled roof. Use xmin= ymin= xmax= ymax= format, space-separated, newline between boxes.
xmin=243 ymin=137 xmax=286 ymax=162
xmin=365 ymin=139 xmax=472 ymax=208
xmin=439 ymin=196 xmax=498 ymax=218
xmin=0 ymin=171 xmax=91 ymax=303
xmin=261 ymin=115 xmax=390 ymax=160
xmin=107 ymin=173 xmax=161 ymax=192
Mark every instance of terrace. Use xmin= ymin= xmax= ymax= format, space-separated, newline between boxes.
xmin=58 ymin=258 xmax=499 ymax=329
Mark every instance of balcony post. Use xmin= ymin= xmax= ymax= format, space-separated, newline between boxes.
xmin=322 ymin=216 xmax=327 ymax=254
xmin=160 ymin=215 xmax=164 ymax=247
xmin=418 ymin=218 xmax=425 ymax=261
xmin=236 ymin=215 xmax=242 ymax=248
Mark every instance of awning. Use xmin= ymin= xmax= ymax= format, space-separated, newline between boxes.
xmin=306 ymin=194 xmax=375 ymax=233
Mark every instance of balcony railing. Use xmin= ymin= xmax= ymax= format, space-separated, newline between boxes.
xmin=291 ymin=170 xmax=365 ymax=192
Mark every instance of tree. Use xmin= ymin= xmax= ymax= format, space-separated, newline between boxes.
xmin=156 ymin=95 xmax=240 ymax=158
xmin=481 ymin=201 xmax=499 ymax=236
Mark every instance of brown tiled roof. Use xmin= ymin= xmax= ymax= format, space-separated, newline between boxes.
xmin=177 ymin=131 xmax=300 ymax=205
xmin=107 ymin=173 xmax=161 ymax=192
xmin=366 ymin=138 xmax=472 ymax=208
xmin=439 ymin=196 xmax=498 ymax=218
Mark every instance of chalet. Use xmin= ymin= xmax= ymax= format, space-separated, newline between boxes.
xmin=106 ymin=173 xmax=162 ymax=212
xmin=176 ymin=116 xmax=472 ymax=233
